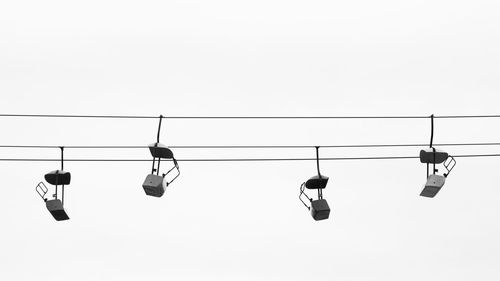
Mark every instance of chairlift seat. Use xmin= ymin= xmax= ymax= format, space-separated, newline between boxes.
xmin=310 ymin=199 xmax=330 ymax=221
xmin=419 ymin=148 xmax=448 ymax=164
xmin=44 ymin=170 xmax=71 ymax=186
xmin=149 ymin=143 xmax=174 ymax=159
xmin=142 ymin=174 xmax=165 ymax=197
xmin=45 ymin=199 xmax=69 ymax=221
xmin=420 ymin=174 xmax=446 ymax=198
xmin=305 ymin=175 xmax=329 ymax=189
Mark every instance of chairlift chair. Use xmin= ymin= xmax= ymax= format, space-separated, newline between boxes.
xmin=299 ymin=147 xmax=331 ymax=221
xmin=35 ymin=148 xmax=71 ymax=221
xmin=142 ymin=119 xmax=181 ymax=197
xmin=419 ymin=115 xmax=456 ymax=198
xmin=142 ymin=143 xmax=180 ymax=198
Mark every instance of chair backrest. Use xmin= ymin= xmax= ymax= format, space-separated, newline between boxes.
xmin=305 ymin=175 xmax=329 ymax=190
xmin=148 ymin=143 xmax=174 ymax=159
xmin=44 ymin=170 xmax=71 ymax=186
xmin=419 ymin=148 xmax=449 ymax=164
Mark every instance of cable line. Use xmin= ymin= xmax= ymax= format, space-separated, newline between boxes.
xmin=0 ymin=153 xmax=500 ymax=162
xmin=0 ymin=114 xmax=156 ymax=119
xmin=1 ymin=142 xmax=500 ymax=149
xmin=2 ymin=113 xmax=500 ymax=119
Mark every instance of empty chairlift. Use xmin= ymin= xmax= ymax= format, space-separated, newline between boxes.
xmin=299 ymin=147 xmax=331 ymax=221
xmin=419 ymin=115 xmax=457 ymax=198
xmin=35 ymin=147 xmax=71 ymax=221
xmin=143 ymin=143 xmax=180 ymax=197
xmin=419 ymin=148 xmax=456 ymax=198
xmin=142 ymin=116 xmax=180 ymax=197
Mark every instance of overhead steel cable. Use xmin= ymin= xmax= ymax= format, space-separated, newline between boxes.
xmin=0 ymin=154 xmax=500 ymax=162
xmin=0 ymin=114 xmax=157 ymax=119
xmin=2 ymin=113 xmax=500 ymax=119
xmin=2 ymin=142 xmax=500 ymax=149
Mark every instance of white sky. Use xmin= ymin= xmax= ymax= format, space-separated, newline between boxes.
xmin=1 ymin=0 xmax=500 ymax=280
